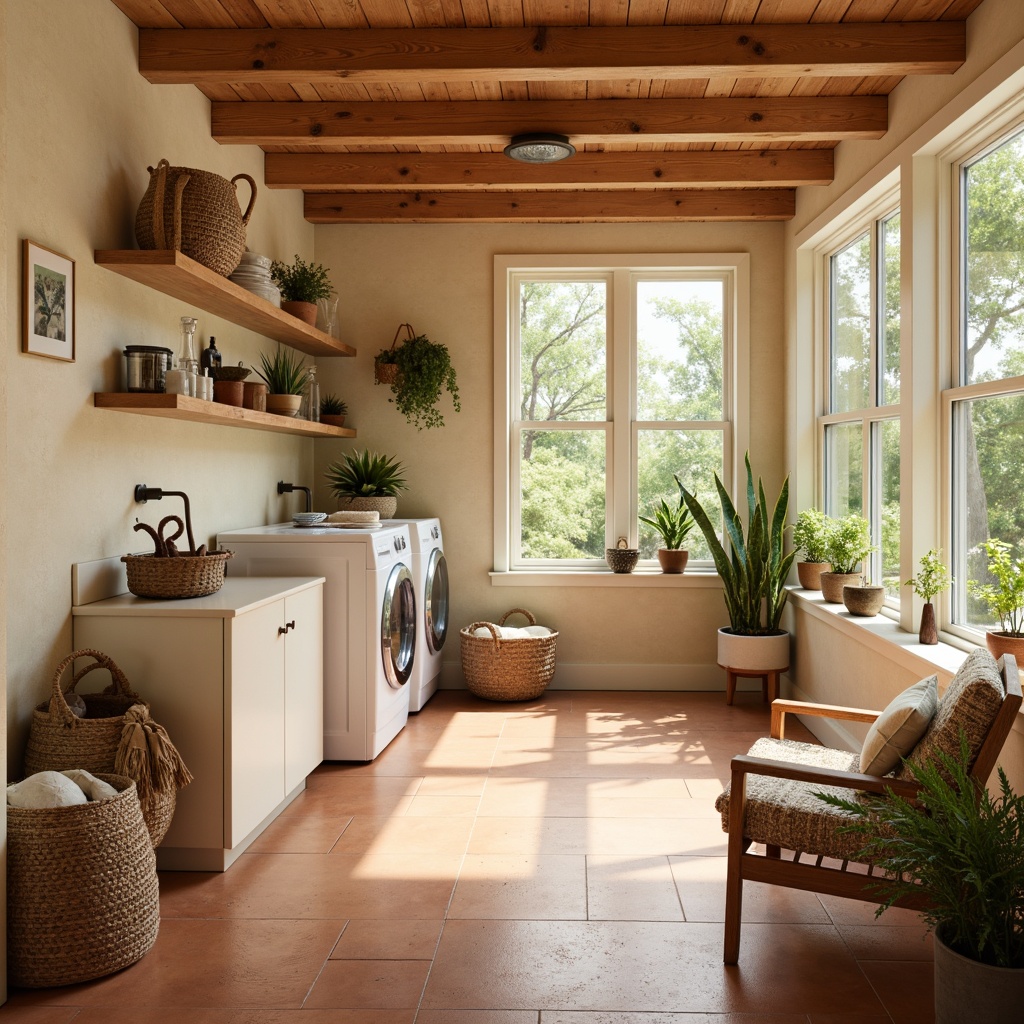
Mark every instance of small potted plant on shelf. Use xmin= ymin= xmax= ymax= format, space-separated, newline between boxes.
xmin=638 ymin=476 xmax=696 ymax=574
xmin=905 ymin=548 xmax=953 ymax=644
xmin=792 ymin=508 xmax=832 ymax=590
xmin=270 ymin=255 xmax=334 ymax=325
xmin=967 ymin=538 xmax=1024 ymax=660
xmin=819 ymin=738 xmax=1024 ymax=1022
xmin=680 ymin=454 xmax=795 ymax=689
xmin=325 ymin=449 xmax=407 ymax=519
xmin=254 ymin=347 xmax=309 ymax=417
xmin=375 ymin=323 xmax=461 ymax=430
xmin=819 ymin=514 xmax=873 ymax=604
xmin=319 ymin=394 xmax=348 ymax=428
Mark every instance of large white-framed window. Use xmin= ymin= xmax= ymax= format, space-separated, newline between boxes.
xmin=817 ymin=200 xmax=902 ymax=600
xmin=946 ymin=120 xmax=1024 ymax=640
xmin=493 ymin=254 xmax=749 ymax=573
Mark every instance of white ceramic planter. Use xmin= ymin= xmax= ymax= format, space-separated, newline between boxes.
xmin=934 ymin=929 xmax=1023 ymax=1024
xmin=717 ymin=628 xmax=790 ymax=671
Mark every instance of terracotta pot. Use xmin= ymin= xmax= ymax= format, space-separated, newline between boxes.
xmin=796 ymin=561 xmax=831 ymax=590
xmin=212 ymin=379 xmax=244 ymax=407
xmin=242 ymin=381 xmax=267 ymax=411
xmin=656 ymin=548 xmax=689 ymax=574
xmin=984 ymin=630 xmax=1024 ymax=662
xmin=320 ymin=413 xmax=347 ymax=428
xmin=820 ymin=571 xmax=863 ymax=604
xmin=338 ymin=495 xmax=398 ymax=519
xmin=843 ymin=584 xmax=886 ymax=616
xmin=717 ymin=628 xmax=790 ymax=672
xmin=934 ymin=927 xmax=1024 ymax=1024
xmin=281 ymin=300 xmax=317 ymax=325
xmin=919 ymin=601 xmax=938 ymax=645
xmin=606 ymin=547 xmax=640 ymax=574
xmin=265 ymin=393 xmax=303 ymax=417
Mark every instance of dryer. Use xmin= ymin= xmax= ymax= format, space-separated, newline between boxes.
xmin=217 ymin=522 xmax=415 ymax=761
xmin=390 ymin=518 xmax=449 ymax=711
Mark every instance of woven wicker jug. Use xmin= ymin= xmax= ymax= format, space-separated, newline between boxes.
xmin=135 ymin=158 xmax=257 ymax=276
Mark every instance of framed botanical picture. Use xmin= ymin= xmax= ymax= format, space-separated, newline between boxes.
xmin=23 ymin=239 xmax=75 ymax=361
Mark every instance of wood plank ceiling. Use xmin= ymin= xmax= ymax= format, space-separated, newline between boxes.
xmin=110 ymin=0 xmax=981 ymax=223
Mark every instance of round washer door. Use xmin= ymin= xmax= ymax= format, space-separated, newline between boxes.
xmin=381 ymin=563 xmax=416 ymax=689
xmin=424 ymin=548 xmax=449 ymax=654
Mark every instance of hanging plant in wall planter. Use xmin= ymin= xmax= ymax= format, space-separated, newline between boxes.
xmin=374 ymin=322 xmax=461 ymax=430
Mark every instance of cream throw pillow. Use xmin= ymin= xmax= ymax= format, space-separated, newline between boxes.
xmin=860 ymin=675 xmax=938 ymax=776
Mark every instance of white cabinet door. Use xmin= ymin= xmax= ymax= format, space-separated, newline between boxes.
xmin=227 ymin=598 xmax=286 ymax=846
xmin=284 ymin=585 xmax=324 ymax=792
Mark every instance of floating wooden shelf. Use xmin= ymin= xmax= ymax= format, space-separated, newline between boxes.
xmin=95 ymin=393 xmax=357 ymax=438
xmin=94 ymin=249 xmax=356 ymax=358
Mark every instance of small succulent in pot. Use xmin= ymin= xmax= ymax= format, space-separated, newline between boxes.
xmin=638 ymin=475 xmax=696 ymax=573
xmin=320 ymin=394 xmax=348 ymax=417
xmin=254 ymin=347 xmax=309 ymax=395
xmin=326 ymin=450 xmax=407 ymax=498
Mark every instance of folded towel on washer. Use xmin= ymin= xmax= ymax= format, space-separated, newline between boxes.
xmin=328 ymin=510 xmax=380 ymax=523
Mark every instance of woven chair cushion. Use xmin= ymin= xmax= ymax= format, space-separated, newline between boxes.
xmin=715 ymin=737 xmax=868 ymax=860
xmin=895 ymin=647 xmax=1004 ymax=782
xmin=860 ymin=674 xmax=938 ymax=776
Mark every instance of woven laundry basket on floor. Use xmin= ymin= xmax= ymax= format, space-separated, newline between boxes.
xmin=7 ymin=773 xmax=160 ymax=988
xmin=460 ymin=608 xmax=558 ymax=701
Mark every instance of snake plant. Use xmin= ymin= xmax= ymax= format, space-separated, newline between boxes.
xmin=679 ymin=453 xmax=795 ymax=635
xmin=638 ymin=476 xmax=697 ymax=549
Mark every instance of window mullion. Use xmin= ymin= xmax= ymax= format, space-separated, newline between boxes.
xmin=611 ymin=269 xmax=632 ymax=546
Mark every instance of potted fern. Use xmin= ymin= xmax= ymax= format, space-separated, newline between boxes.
xmin=270 ymin=255 xmax=334 ymax=325
xmin=254 ymin=347 xmax=309 ymax=417
xmin=325 ymin=449 xmax=407 ymax=519
xmin=680 ymin=454 xmax=795 ymax=678
xmin=967 ymin=538 xmax=1024 ymax=660
xmin=792 ymin=508 xmax=832 ymax=590
xmin=376 ymin=324 xmax=461 ymax=430
xmin=819 ymin=514 xmax=873 ymax=604
xmin=638 ymin=475 xmax=696 ymax=573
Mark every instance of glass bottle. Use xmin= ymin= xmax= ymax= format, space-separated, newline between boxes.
xmin=178 ymin=316 xmax=199 ymax=396
xmin=306 ymin=364 xmax=320 ymax=422
xmin=201 ymin=336 xmax=222 ymax=374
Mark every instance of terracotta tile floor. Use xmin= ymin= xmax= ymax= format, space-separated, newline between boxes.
xmin=2 ymin=690 xmax=934 ymax=1023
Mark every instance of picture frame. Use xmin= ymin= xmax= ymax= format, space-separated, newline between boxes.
xmin=23 ymin=239 xmax=75 ymax=361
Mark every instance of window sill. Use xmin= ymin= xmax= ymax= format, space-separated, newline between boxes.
xmin=489 ymin=569 xmax=724 ymax=588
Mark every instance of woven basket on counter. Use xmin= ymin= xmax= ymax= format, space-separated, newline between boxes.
xmin=122 ymin=549 xmax=232 ymax=599
xmin=7 ymin=773 xmax=160 ymax=988
xmin=460 ymin=608 xmax=558 ymax=702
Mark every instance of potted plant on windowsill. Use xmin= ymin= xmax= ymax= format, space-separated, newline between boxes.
xmin=820 ymin=738 xmax=1024 ymax=1024
xmin=638 ymin=475 xmax=696 ymax=574
xmin=819 ymin=514 xmax=873 ymax=604
xmin=967 ymin=538 xmax=1024 ymax=660
xmin=319 ymin=394 xmax=348 ymax=428
xmin=254 ymin=347 xmax=309 ymax=417
xmin=325 ymin=449 xmax=407 ymax=519
xmin=905 ymin=548 xmax=953 ymax=645
xmin=270 ymin=254 xmax=334 ymax=326
xmin=680 ymin=453 xmax=795 ymax=678
xmin=792 ymin=508 xmax=832 ymax=590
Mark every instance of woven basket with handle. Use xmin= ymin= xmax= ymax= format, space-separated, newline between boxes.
xmin=7 ymin=773 xmax=160 ymax=988
xmin=460 ymin=608 xmax=558 ymax=701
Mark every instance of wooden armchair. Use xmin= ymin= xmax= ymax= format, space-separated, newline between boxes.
xmin=719 ymin=648 xmax=1022 ymax=964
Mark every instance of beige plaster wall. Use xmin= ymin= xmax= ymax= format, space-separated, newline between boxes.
xmin=312 ymin=222 xmax=787 ymax=686
xmin=4 ymin=0 xmax=316 ymax=777
xmin=1 ymin=0 xmax=9 ymax=1001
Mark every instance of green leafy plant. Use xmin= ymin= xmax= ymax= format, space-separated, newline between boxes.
xmin=325 ymin=450 xmax=407 ymax=498
xmin=825 ymin=514 xmax=873 ymax=574
xmin=968 ymin=538 xmax=1024 ymax=637
xmin=792 ymin=508 xmax=832 ymax=563
xmin=680 ymin=453 xmax=796 ymax=635
xmin=905 ymin=548 xmax=953 ymax=602
xmin=383 ymin=331 xmax=461 ymax=430
xmin=254 ymin=347 xmax=309 ymax=395
xmin=818 ymin=735 xmax=1024 ymax=969
xmin=270 ymin=255 xmax=334 ymax=303
xmin=639 ymin=475 xmax=697 ymax=549
xmin=320 ymin=394 xmax=348 ymax=416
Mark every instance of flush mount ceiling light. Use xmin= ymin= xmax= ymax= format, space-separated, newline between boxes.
xmin=503 ymin=133 xmax=576 ymax=164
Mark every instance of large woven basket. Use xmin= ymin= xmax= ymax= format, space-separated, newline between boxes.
xmin=24 ymin=649 xmax=180 ymax=847
xmin=122 ymin=549 xmax=232 ymax=599
xmin=7 ymin=773 xmax=160 ymax=988
xmin=135 ymin=158 xmax=257 ymax=277
xmin=460 ymin=608 xmax=558 ymax=701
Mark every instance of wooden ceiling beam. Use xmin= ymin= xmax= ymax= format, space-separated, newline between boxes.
xmin=214 ymin=96 xmax=887 ymax=145
xmin=266 ymin=149 xmax=834 ymax=190
xmin=303 ymin=189 xmax=796 ymax=223
xmin=140 ymin=24 xmax=964 ymax=85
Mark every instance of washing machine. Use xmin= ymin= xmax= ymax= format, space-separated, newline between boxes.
xmin=217 ymin=522 xmax=416 ymax=761
xmin=390 ymin=518 xmax=449 ymax=711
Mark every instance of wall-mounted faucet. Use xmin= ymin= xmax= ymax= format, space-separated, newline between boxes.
xmin=134 ymin=484 xmax=196 ymax=555
xmin=277 ymin=481 xmax=311 ymax=513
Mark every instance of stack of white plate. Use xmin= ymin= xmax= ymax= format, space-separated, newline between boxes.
xmin=292 ymin=512 xmax=328 ymax=527
xmin=229 ymin=251 xmax=281 ymax=307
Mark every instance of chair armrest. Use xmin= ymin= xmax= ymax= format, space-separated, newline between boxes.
xmin=771 ymin=698 xmax=882 ymax=739
xmin=730 ymin=752 xmax=922 ymax=800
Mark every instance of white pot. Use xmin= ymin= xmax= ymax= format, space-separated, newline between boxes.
xmin=934 ymin=928 xmax=1024 ymax=1024
xmin=717 ymin=628 xmax=790 ymax=671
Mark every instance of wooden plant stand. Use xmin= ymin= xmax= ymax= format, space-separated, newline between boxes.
xmin=720 ymin=665 xmax=788 ymax=705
